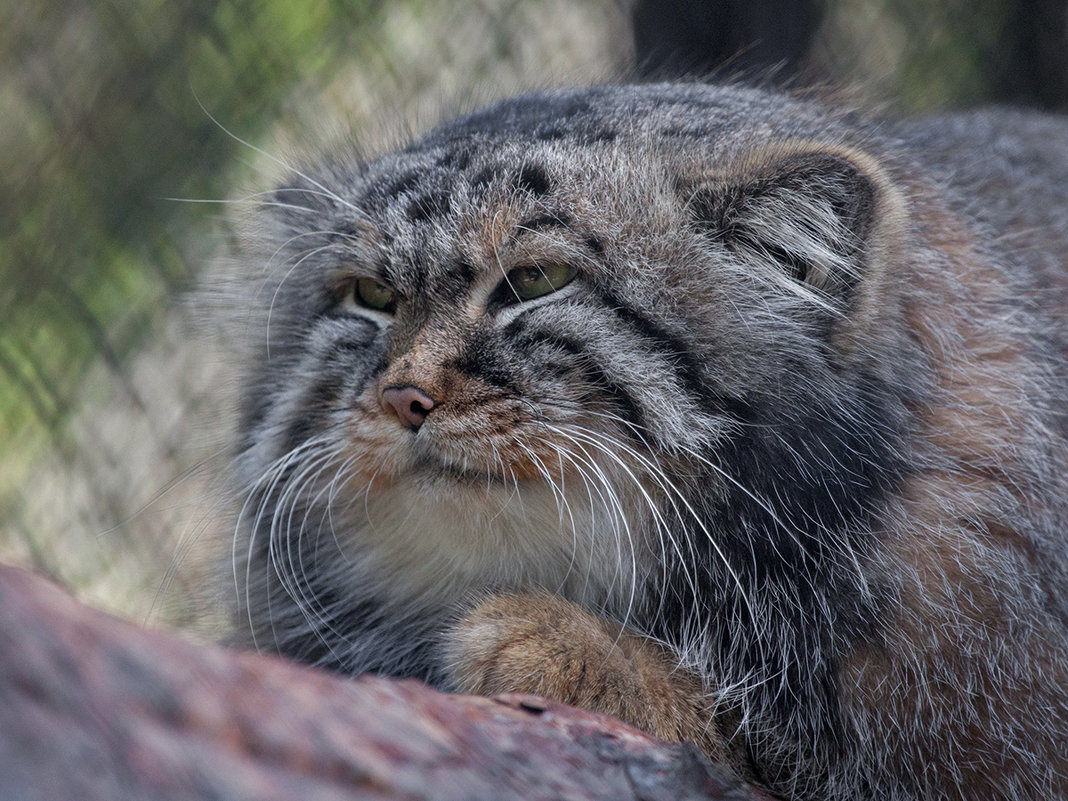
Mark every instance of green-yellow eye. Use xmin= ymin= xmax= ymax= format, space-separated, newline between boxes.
xmin=353 ymin=277 xmax=397 ymax=312
xmin=507 ymin=263 xmax=576 ymax=301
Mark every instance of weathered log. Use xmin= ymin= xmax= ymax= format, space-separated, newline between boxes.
xmin=0 ymin=564 xmax=773 ymax=801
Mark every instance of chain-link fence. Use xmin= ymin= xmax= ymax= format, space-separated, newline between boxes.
xmin=2 ymin=0 xmax=1063 ymax=632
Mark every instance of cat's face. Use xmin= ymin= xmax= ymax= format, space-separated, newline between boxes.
xmin=230 ymin=85 xmax=895 ymax=610
xmin=235 ymin=141 xmax=725 ymax=601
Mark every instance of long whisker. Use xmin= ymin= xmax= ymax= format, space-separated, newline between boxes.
xmin=193 ymin=92 xmax=359 ymax=213
xmin=553 ymin=421 xmax=759 ymax=629
xmin=539 ymin=427 xmax=642 ymax=633
xmin=513 ymin=439 xmax=583 ymax=596
xmin=277 ymin=448 xmax=340 ymax=614
xmin=234 ymin=435 xmax=333 ymax=649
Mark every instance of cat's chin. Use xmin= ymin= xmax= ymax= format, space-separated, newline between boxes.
xmin=407 ymin=458 xmax=514 ymax=490
xmin=353 ymin=467 xmax=631 ymax=609
xmin=403 ymin=436 xmax=554 ymax=490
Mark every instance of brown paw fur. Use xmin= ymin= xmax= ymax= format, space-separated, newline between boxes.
xmin=445 ymin=593 xmax=734 ymax=764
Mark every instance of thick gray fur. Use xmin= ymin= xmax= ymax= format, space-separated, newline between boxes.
xmin=220 ymin=84 xmax=1068 ymax=799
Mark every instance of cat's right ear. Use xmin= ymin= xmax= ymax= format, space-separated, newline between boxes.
xmin=685 ymin=143 xmax=906 ymax=316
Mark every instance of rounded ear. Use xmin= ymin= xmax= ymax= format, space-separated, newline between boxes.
xmin=687 ymin=144 xmax=899 ymax=313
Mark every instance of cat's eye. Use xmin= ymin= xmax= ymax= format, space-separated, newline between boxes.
xmin=352 ymin=277 xmax=397 ymax=312
xmin=506 ymin=263 xmax=576 ymax=301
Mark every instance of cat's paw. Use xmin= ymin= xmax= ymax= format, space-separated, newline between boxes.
xmin=444 ymin=593 xmax=733 ymax=764
xmin=444 ymin=592 xmax=635 ymax=706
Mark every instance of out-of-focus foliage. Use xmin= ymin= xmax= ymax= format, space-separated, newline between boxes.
xmin=1 ymin=0 xmax=1062 ymax=630
xmin=1 ymin=0 xmax=381 ymax=478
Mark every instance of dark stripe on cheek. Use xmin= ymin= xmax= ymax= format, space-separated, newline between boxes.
xmin=513 ymin=325 xmax=648 ymax=435
xmin=267 ymin=322 xmax=386 ymax=455
xmin=282 ymin=342 xmax=391 ymax=454
xmin=452 ymin=332 xmax=518 ymax=394
xmin=369 ymin=352 xmax=390 ymax=377
xmin=586 ymin=364 xmax=647 ymax=435
xmin=598 ymin=289 xmax=750 ymax=422
xmin=281 ymin=377 xmax=341 ymax=455
xmin=513 ymin=325 xmax=585 ymax=360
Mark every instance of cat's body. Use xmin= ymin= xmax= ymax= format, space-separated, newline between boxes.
xmin=224 ymin=84 xmax=1068 ymax=800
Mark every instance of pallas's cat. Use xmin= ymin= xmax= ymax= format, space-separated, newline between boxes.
xmin=222 ymin=84 xmax=1068 ymax=800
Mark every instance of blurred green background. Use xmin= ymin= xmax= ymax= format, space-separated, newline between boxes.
xmin=1 ymin=0 xmax=1064 ymax=633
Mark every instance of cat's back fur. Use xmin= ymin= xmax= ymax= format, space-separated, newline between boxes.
xmin=223 ymin=84 xmax=1068 ymax=800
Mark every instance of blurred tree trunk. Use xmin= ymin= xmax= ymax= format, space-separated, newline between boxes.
xmin=0 ymin=563 xmax=777 ymax=801
xmin=632 ymin=0 xmax=1068 ymax=111
xmin=989 ymin=0 xmax=1068 ymax=110
xmin=631 ymin=0 xmax=824 ymax=83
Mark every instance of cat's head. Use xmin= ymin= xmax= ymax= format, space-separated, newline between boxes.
xmin=227 ymin=84 xmax=909 ymax=612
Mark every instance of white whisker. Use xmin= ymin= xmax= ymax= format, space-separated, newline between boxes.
xmin=193 ymin=92 xmax=359 ymax=213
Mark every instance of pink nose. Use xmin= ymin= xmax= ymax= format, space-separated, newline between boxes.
xmin=381 ymin=385 xmax=435 ymax=430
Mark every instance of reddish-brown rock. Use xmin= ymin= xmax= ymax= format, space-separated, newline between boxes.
xmin=0 ymin=564 xmax=774 ymax=800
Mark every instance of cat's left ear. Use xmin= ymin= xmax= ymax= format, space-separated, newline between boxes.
xmin=686 ymin=143 xmax=904 ymax=313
